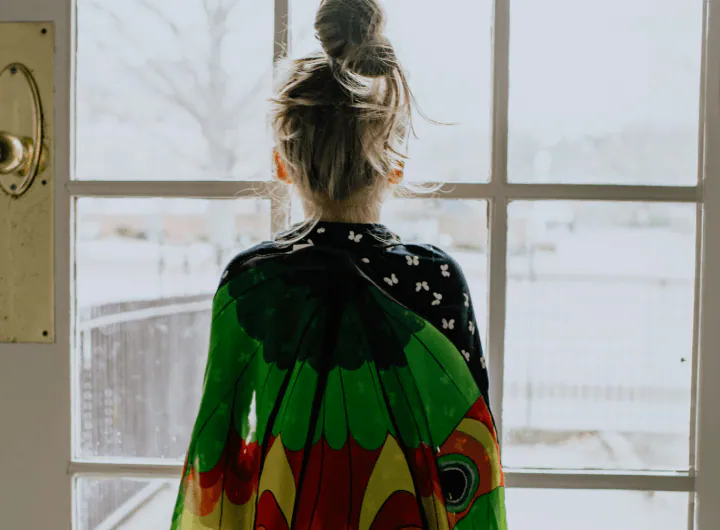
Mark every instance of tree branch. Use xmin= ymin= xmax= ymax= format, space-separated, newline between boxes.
xmin=88 ymin=1 xmax=123 ymax=32
xmin=136 ymin=0 xmax=183 ymax=41
xmin=146 ymin=59 xmax=208 ymax=122
xmin=228 ymin=67 xmax=272 ymax=119
xmin=82 ymin=0 xmax=276 ymax=176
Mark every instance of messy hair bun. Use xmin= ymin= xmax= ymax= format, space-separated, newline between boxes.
xmin=315 ymin=0 xmax=395 ymax=77
xmin=271 ymin=0 xmax=416 ymax=213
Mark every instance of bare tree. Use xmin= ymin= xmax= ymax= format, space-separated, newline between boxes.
xmin=87 ymin=0 xmax=275 ymax=177
xmin=84 ymin=0 xmax=314 ymax=265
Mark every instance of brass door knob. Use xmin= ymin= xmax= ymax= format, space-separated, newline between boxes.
xmin=0 ymin=62 xmax=45 ymax=197
xmin=0 ymin=132 xmax=30 ymax=175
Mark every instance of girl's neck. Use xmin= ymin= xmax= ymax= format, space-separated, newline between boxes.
xmin=316 ymin=212 xmax=380 ymax=224
xmin=303 ymin=198 xmax=382 ymax=224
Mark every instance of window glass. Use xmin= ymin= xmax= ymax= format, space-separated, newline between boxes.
xmin=508 ymin=0 xmax=703 ymax=185
xmin=504 ymin=202 xmax=696 ymax=470
xmin=75 ymin=198 xmax=270 ymax=459
xmin=75 ymin=0 xmax=274 ymax=180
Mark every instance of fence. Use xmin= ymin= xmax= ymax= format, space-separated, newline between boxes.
xmin=77 ymin=295 xmax=211 ymax=529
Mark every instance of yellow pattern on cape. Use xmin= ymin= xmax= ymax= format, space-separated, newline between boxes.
xmin=257 ymin=435 xmax=297 ymax=525
xmin=359 ymin=435 xmax=417 ymax=530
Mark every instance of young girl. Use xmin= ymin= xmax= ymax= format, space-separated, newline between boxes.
xmin=171 ymin=1 xmax=506 ymax=528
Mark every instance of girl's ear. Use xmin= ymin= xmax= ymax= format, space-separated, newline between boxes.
xmin=274 ymin=149 xmax=292 ymax=184
xmin=389 ymin=160 xmax=405 ymax=185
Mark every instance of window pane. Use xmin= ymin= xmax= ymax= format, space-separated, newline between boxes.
xmin=508 ymin=0 xmax=703 ymax=185
xmin=504 ymin=202 xmax=696 ymax=470
xmin=75 ymin=478 xmax=177 ymax=530
xmin=75 ymin=0 xmax=273 ymax=181
xmin=506 ymin=489 xmax=689 ymax=530
xmin=75 ymin=198 xmax=270 ymax=459
xmin=292 ymin=0 xmax=493 ymax=182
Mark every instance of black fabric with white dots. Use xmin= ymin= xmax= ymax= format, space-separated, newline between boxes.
xmin=221 ymin=221 xmax=491 ymax=410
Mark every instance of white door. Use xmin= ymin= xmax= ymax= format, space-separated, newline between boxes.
xmin=1 ymin=0 xmax=720 ymax=528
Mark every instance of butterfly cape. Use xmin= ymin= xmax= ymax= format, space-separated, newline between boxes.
xmin=171 ymin=247 xmax=507 ymax=530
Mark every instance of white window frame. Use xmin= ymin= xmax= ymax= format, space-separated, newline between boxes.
xmin=1 ymin=0 xmax=719 ymax=528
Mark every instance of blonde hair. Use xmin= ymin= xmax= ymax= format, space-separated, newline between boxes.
xmin=271 ymin=0 xmax=414 ymax=220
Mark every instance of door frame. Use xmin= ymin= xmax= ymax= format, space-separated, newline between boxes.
xmin=0 ymin=0 xmax=73 ymax=528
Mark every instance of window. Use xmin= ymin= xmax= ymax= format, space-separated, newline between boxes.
xmin=1 ymin=0 xmax=719 ymax=528
xmin=66 ymin=0 xmax=720 ymax=526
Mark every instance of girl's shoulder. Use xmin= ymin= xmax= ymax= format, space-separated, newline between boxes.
xmin=394 ymin=242 xmax=455 ymax=260
xmin=218 ymin=240 xmax=285 ymax=287
xmin=218 ymin=237 xmax=470 ymax=292
xmin=384 ymin=242 xmax=468 ymax=275
xmin=369 ymin=241 xmax=472 ymax=299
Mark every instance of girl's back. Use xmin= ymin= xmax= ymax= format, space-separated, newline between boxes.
xmin=171 ymin=1 xmax=506 ymax=528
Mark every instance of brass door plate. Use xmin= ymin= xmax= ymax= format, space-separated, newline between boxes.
xmin=0 ymin=23 xmax=54 ymax=343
